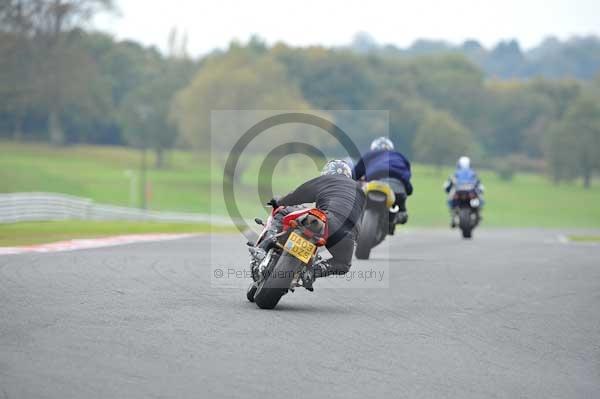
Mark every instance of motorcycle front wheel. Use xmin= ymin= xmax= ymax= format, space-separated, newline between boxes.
xmin=254 ymin=253 xmax=301 ymax=309
xmin=246 ymin=282 xmax=257 ymax=302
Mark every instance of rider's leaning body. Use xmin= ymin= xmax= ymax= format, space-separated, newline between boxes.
xmin=273 ymin=160 xmax=365 ymax=280
xmin=444 ymin=156 xmax=484 ymax=205
xmin=444 ymin=156 xmax=484 ymax=227
xmin=353 ymin=137 xmax=413 ymax=229
xmin=353 ymin=138 xmax=413 ymax=195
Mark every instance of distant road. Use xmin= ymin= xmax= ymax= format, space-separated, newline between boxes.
xmin=1 ymin=229 xmax=599 ymax=398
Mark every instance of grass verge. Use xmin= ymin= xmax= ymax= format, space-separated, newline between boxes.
xmin=1 ymin=141 xmax=599 ymax=227
xmin=0 ymin=220 xmax=235 ymax=246
xmin=567 ymin=235 xmax=600 ymax=243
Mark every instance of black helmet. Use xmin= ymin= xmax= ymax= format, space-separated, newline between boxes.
xmin=370 ymin=136 xmax=394 ymax=151
xmin=321 ymin=159 xmax=352 ymax=179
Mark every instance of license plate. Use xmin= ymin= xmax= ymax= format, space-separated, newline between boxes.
xmin=284 ymin=232 xmax=316 ymax=264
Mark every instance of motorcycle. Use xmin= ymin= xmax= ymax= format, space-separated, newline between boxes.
xmin=246 ymin=205 xmax=328 ymax=309
xmin=355 ymin=179 xmax=398 ymax=260
xmin=452 ymin=183 xmax=481 ymax=239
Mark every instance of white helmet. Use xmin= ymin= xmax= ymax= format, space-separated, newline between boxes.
xmin=370 ymin=137 xmax=394 ymax=151
xmin=457 ymin=156 xmax=471 ymax=169
xmin=321 ymin=159 xmax=353 ymax=179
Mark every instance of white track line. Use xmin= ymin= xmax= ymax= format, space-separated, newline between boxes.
xmin=557 ymin=234 xmax=569 ymax=244
xmin=0 ymin=233 xmax=199 ymax=256
xmin=556 ymin=234 xmax=600 ymax=246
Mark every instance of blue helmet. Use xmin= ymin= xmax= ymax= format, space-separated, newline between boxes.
xmin=321 ymin=159 xmax=352 ymax=179
xmin=370 ymin=136 xmax=394 ymax=151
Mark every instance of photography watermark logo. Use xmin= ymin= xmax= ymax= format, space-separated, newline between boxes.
xmin=211 ymin=265 xmax=388 ymax=289
xmin=209 ymin=110 xmax=391 ymax=289
xmin=221 ymin=112 xmax=363 ymax=234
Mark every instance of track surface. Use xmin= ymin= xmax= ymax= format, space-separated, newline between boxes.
xmin=1 ymin=229 xmax=599 ymax=398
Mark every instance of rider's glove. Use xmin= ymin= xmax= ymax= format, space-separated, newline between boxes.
xmin=443 ymin=180 xmax=451 ymax=192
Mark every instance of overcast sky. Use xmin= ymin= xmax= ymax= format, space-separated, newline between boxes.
xmin=94 ymin=0 xmax=600 ymax=56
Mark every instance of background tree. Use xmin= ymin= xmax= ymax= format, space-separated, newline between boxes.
xmin=3 ymin=19 xmax=600 ymax=190
xmin=546 ymin=91 xmax=600 ymax=188
xmin=273 ymin=45 xmax=376 ymax=110
xmin=36 ymin=0 xmax=114 ymax=144
xmin=408 ymin=54 xmax=485 ymax=126
xmin=481 ymin=81 xmax=555 ymax=156
xmin=119 ymin=32 xmax=195 ymax=168
xmin=413 ymin=109 xmax=474 ymax=171
xmin=0 ymin=0 xmax=114 ymax=144
xmin=119 ymin=80 xmax=176 ymax=168
xmin=0 ymin=1 xmax=50 ymax=140
xmin=170 ymin=45 xmax=313 ymax=152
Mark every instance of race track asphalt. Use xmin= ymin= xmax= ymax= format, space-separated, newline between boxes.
xmin=1 ymin=229 xmax=599 ymax=398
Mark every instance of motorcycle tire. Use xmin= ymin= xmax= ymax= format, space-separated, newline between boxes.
xmin=459 ymin=208 xmax=473 ymax=239
xmin=254 ymin=253 xmax=300 ymax=309
xmin=355 ymin=208 xmax=379 ymax=260
xmin=246 ymin=282 xmax=257 ymax=302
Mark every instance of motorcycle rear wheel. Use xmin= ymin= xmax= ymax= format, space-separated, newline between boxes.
xmin=459 ymin=208 xmax=473 ymax=239
xmin=355 ymin=208 xmax=379 ymax=259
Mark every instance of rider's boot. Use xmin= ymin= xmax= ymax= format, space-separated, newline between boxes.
xmin=388 ymin=211 xmax=408 ymax=235
xmin=397 ymin=211 xmax=408 ymax=224
xmin=315 ymin=258 xmax=332 ymax=277
xmin=303 ymin=257 xmax=332 ymax=290
xmin=302 ymin=269 xmax=314 ymax=291
xmin=388 ymin=212 xmax=397 ymax=235
xmin=450 ymin=210 xmax=458 ymax=228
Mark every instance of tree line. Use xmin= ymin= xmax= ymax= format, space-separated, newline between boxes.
xmin=1 ymin=2 xmax=599 ymax=186
xmin=351 ymin=32 xmax=600 ymax=80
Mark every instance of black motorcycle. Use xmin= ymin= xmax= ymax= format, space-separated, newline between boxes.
xmin=246 ymin=205 xmax=328 ymax=309
xmin=452 ymin=184 xmax=481 ymax=239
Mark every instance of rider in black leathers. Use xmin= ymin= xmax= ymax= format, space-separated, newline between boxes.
xmin=270 ymin=160 xmax=365 ymax=281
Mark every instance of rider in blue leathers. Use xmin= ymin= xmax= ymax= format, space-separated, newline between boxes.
xmin=444 ymin=156 xmax=484 ymax=227
xmin=353 ymin=137 xmax=413 ymax=234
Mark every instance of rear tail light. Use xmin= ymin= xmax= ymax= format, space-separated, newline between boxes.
xmin=309 ymin=208 xmax=327 ymax=222
xmin=302 ymin=228 xmax=314 ymax=238
xmin=316 ymin=237 xmax=327 ymax=246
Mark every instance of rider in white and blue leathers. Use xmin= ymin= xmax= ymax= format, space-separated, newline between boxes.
xmin=444 ymin=156 xmax=484 ymax=226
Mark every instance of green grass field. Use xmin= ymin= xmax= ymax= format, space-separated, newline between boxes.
xmin=1 ymin=141 xmax=599 ymax=230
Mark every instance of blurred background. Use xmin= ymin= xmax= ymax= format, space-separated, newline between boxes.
xmin=1 ymin=0 xmax=599 ymax=244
